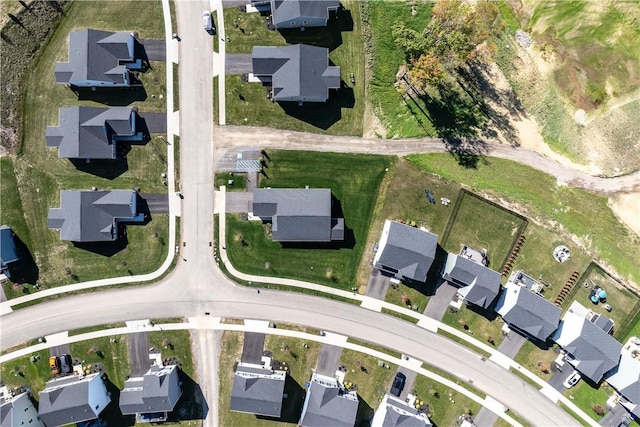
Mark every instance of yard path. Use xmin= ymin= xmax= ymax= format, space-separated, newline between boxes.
xmin=213 ymin=125 xmax=640 ymax=195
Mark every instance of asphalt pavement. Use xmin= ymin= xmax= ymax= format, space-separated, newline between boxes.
xmin=497 ymin=331 xmax=527 ymax=359
xmin=423 ymin=281 xmax=458 ymax=320
xmin=128 ymin=332 xmax=151 ymax=377
xmin=316 ymin=343 xmax=343 ymax=377
xmin=225 ymin=54 xmax=252 ymax=74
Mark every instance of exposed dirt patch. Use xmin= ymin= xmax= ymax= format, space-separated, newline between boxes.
xmin=608 ymin=192 xmax=640 ymax=237
xmin=363 ymin=101 xmax=386 ymax=138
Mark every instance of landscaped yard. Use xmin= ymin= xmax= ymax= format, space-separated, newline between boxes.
xmin=214 ymin=172 xmax=247 ymax=191
xmin=384 ymin=282 xmax=430 ymax=315
xmin=408 ymin=154 xmax=640 ymax=289
xmin=513 ymin=340 xmax=558 ymax=381
xmin=69 ymin=335 xmax=131 ymax=389
xmin=1 ymin=0 xmax=171 ymax=293
xmin=563 ymin=380 xmax=614 ymax=421
xmin=0 ymin=349 xmax=52 ymax=394
xmin=223 ymin=7 xmax=286 ymax=54
xmin=442 ymin=305 xmax=506 ymax=349
xmin=443 ymin=191 xmax=526 ymax=272
xmin=225 ymin=0 xmax=365 ymax=136
xmin=226 ymin=151 xmax=390 ymax=290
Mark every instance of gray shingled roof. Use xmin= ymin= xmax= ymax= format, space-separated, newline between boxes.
xmin=552 ymin=311 xmax=622 ymax=383
xmin=252 ymin=188 xmax=343 ymax=242
xmin=299 ymin=376 xmax=358 ymax=427
xmin=252 ymin=44 xmax=340 ymax=103
xmin=46 ymin=107 xmax=137 ymax=159
xmin=38 ymin=374 xmax=110 ymax=427
xmin=55 ymin=29 xmax=136 ymax=86
xmin=48 ymin=190 xmax=140 ymax=242
xmin=382 ymin=396 xmax=432 ymax=427
xmin=495 ymin=283 xmax=561 ymax=341
xmin=443 ymin=254 xmax=501 ymax=309
xmin=271 ymin=0 xmax=340 ymax=28
xmin=230 ymin=365 xmax=285 ymax=418
xmin=119 ymin=365 xmax=182 ymax=415
xmin=374 ymin=221 xmax=437 ymax=282
xmin=0 ymin=225 xmax=19 ymax=267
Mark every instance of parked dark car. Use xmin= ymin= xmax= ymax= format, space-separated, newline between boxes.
xmin=390 ymin=372 xmax=406 ymax=397
xmin=60 ymin=354 xmax=72 ymax=374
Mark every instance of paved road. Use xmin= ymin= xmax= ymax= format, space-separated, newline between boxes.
xmin=213 ymin=126 xmax=640 ymax=194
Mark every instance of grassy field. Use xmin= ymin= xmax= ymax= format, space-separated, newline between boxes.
xmin=0 ymin=349 xmax=52 ymax=394
xmin=223 ymin=8 xmax=285 ymax=54
xmin=514 ymin=340 xmax=558 ymax=381
xmin=412 ymin=367 xmax=483 ymax=425
xmin=214 ymin=172 xmax=247 ymax=191
xmin=70 ymin=335 xmax=131 ymax=389
xmin=384 ymin=282 xmax=430 ymax=314
xmin=367 ymin=1 xmax=435 ymax=138
xmin=149 ymin=330 xmax=195 ymax=376
xmin=225 ymin=0 xmax=365 ymax=136
xmin=442 ymin=305 xmax=506 ymax=349
xmin=226 ymin=151 xmax=389 ymax=289
xmin=443 ymin=191 xmax=525 ymax=271
xmin=408 ymin=154 xmax=640 ymax=288
xmin=1 ymin=0 xmax=170 ymax=292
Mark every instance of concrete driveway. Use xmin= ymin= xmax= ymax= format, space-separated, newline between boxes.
xmin=423 ymin=281 xmax=457 ymax=320
xmin=496 ymin=330 xmax=527 ymax=359
xmin=225 ymin=192 xmax=252 ymax=212
xmin=226 ymin=54 xmax=252 ymax=74
xmin=394 ymin=366 xmax=417 ymax=401
xmin=49 ymin=343 xmax=71 ymax=358
xmin=138 ymin=112 xmax=167 ymax=134
xmin=316 ymin=343 xmax=342 ymax=377
xmin=365 ymin=269 xmax=390 ymax=300
xmin=128 ymin=331 xmax=151 ymax=377
xmin=549 ymin=362 xmax=574 ymax=392
xmin=141 ymin=194 xmax=169 ymax=214
xmin=139 ymin=39 xmax=166 ymax=61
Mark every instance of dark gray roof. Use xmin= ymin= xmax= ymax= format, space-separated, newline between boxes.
xmin=252 ymin=188 xmax=343 ymax=242
xmin=271 ymin=0 xmax=340 ymax=28
xmin=252 ymin=44 xmax=340 ymax=102
xmin=0 ymin=225 xmax=19 ymax=266
xmin=38 ymin=374 xmax=110 ymax=427
xmin=55 ymin=29 xmax=134 ymax=85
xmin=382 ymin=396 xmax=432 ymax=427
xmin=230 ymin=365 xmax=285 ymax=417
xmin=119 ymin=365 xmax=182 ymax=415
xmin=443 ymin=254 xmax=501 ymax=309
xmin=46 ymin=107 xmax=136 ymax=159
xmin=241 ymin=332 xmax=266 ymax=364
xmin=496 ymin=283 xmax=561 ymax=341
xmin=374 ymin=221 xmax=437 ymax=282
xmin=552 ymin=313 xmax=622 ymax=383
xmin=299 ymin=376 xmax=358 ymax=427
xmin=48 ymin=190 xmax=139 ymax=242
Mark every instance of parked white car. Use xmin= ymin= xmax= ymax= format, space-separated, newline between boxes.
xmin=563 ymin=370 xmax=581 ymax=388
xmin=203 ymin=11 xmax=213 ymax=32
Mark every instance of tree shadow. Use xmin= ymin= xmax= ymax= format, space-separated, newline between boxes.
xmin=256 ymin=374 xmax=304 ymax=423
xmin=167 ymin=370 xmax=209 ymax=421
xmin=71 ymin=85 xmax=147 ymax=105
xmin=278 ymin=6 xmax=353 ymax=51
xmin=441 ymin=137 xmax=490 ymax=169
xmin=6 ymin=233 xmax=39 ymax=284
xmin=277 ymin=81 xmax=354 ymax=130
xmin=99 ymin=377 xmax=136 ymax=427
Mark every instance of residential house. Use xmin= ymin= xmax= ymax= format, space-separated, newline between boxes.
xmin=252 ymin=44 xmax=341 ymax=103
xmin=299 ymin=373 xmax=358 ymax=427
xmin=46 ymin=106 xmax=143 ymax=160
xmin=251 ymin=188 xmax=344 ymax=242
xmin=604 ymin=338 xmax=640 ymax=418
xmin=0 ymin=391 xmax=45 ymax=427
xmin=552 ymin=301 xmax=622 ymax=384
xmin=495 ymin=273 xmax=561 ymax=342
xmin=119 ymin=364 xmax=182 ymax=423
xmin=371 ymin=394 xmax=432 ymax=427
xmin=373 ymin=220 xmax=438 ymax=283
xmin=230 ymin=332 xmax=287 ymax=418
xmin=48 ymin=190 xmax=145 ymax=242
xmin=442 ymin=246 xmax=501 ymax=309
xmin=55 ymin=29 xmax=142 ymax=88
xmin=268 ymin=0 xmax=340 ymax=29
xmin=0 ymin=226 xmax=19 ymax=279
xmin=38 ymin=373 xmax=111 ymax=427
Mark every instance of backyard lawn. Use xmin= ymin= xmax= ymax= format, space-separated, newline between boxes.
xmin=408 ymin=154 xmax=640 ymax=289
xmin=1 ymin=0 xmax=170 ymax=292
xmin=225 ymin=0 xmax=365 ymax=136
xmin=226 ymin=151 xmax=390 ymax=289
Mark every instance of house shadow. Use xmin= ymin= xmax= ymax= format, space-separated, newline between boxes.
xmin=167 ymin=370 xmax=209 ymax=421
xmin=100 ymin=377 xmax=136 ymax=426
xmin=278 ymin=6 xmax=353 ymax=51
xmin=355 ymin=395 xmax=374 ymax=427
xmin=278 ymin=81 xmax=354 ymax=130
xmin=6 ymin=234 xmax=39 ymax=285
xmin=133 ymin=115 xmax=153 ymax=143
xmin=70 ymin=155 xmax=130 ymax=180
xmin=466 ymin=299 xmax=498 ymax=321
xmin=280 ymin=227 xmax=355 ymax=250
xmin=72 ymin=85 xmax=147 ymax=105
xmin=133 ymin=38 xmax=152 ymax=72
xmin=256 ymin=374 xmax=304 ymax=423
xmin=72 ymin=234 xmax=129 ymax=257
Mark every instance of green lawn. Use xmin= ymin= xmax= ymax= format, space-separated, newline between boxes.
xmin=0 ymin=158 xmax=33 ymax=254
xmin=70 ymin=335 xmax=131 ymax=389
xmin=225 ymin=0 xmax=364 ymax=136
xmin=413 ymin=367 xmax=483 ymax=425
xmin=214 ymin=172 xmax=247 ymax=191
xmin=367 ymin=1 xmax=436 ymax=138
xmin=442 ymin=305 xmax=506 ymax=349
xmin=408 ymin=154 xmax=640 ymax=288
xmin=513 ymin=340 xmax=558 ymax=381
xmin=1 ymin=0 xmax=170 ymax=292
xmin=148 ymin=330 xmax=195 ymax=377
xmin=226 ymin=151 xmax=390 ymax=289
xmin=223 ymin=8 xmax=285 ymax=54
xmin=0 ymin=349 xmax=52 ymax=394
xmin=384 ymin=282 xmax=430 ymax=314
xmin=564 ymin=380 xmax=613 ymax=421
xmin=443 ymin=191 xmax=526 ymax=271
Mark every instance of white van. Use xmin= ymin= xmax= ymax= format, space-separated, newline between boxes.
xmin=203 ymin=11 xmax=213 ymax=32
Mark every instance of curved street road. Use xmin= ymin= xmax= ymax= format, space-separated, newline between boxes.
xmin=1 ymin=1 xmax=623 ymax=426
